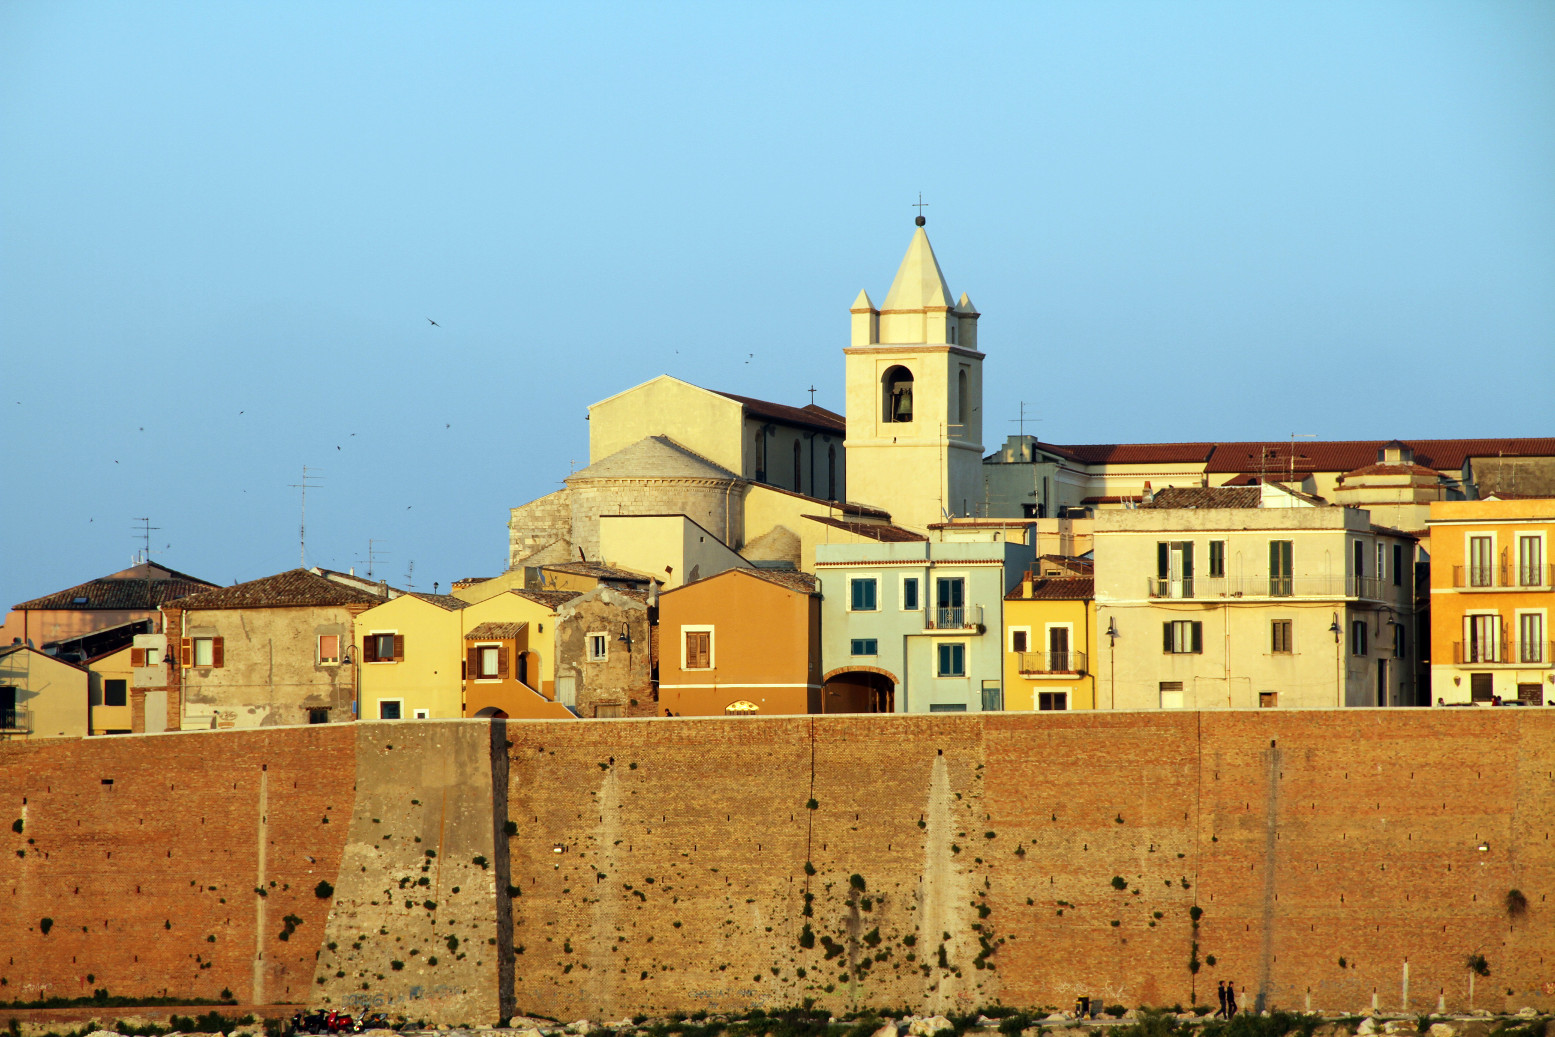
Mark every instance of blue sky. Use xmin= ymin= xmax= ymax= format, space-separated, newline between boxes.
xmin=3 ymin=1 xmax=1552 ymax=601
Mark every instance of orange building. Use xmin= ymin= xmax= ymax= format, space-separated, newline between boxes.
xmin=656 ymin=568 xmax=820 ymax=716
xmin=1428 ymin=497 xmax=1555 ymax=705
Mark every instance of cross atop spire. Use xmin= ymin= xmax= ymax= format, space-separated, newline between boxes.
xmin=913 ymin=193 xmax=929 ymax=227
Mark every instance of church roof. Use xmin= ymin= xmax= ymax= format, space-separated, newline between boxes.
xmin=880 ymin=227 xmax=952 ymax=312
xmin=713 ymin=391 xmax=845 ymax=435
xmin=567 ymin=436 xmax=739 ymax=483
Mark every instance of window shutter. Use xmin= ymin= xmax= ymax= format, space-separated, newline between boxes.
xmin=496 ymin=646 xmax=508 ymax=679
xmin=467 ymin=646 xmax=479 ymax=678
xmin=1181 ymin=542 xmax=1194 ymax=579
xmin=131 ymin=648 xmax=145 ymax=667
xmin=212 ymin=637 xmax=225 ymax=668
xmin=393 ymin=634 xmax=405 ymax=661
xmin=1163 ymin=623 xmax=1173 ymax=653
xmin=1191 ymin=622 xmax=1202 ymax=654
xmin=364 ymin=637 xmax=378 ymax=663
xmin=1157 ymin=543 xmax=1169 ymax=580
xmin=180 ymin=638 xmax=192 ymax=667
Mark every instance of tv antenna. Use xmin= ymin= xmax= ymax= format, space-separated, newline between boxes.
xmin=358 ymin=538 xmax=389 ymax=579
xmin=288 ymin=466 xmax=322 ymax=568
xmin=403 ymin=559 xmax=415 ymax=592
xmin=1289 ymin=433 xmax=1316 ymax=485
xmin=1008 ymin=402 xmax=1042 ymax=442
xmin=131 ymin=517 xmax=161 ymax=565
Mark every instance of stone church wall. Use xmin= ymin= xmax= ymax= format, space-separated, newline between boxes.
xmin=567 ymin=478 xmax=742 ymax=562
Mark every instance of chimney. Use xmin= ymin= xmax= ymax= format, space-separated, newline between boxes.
xmin=1142 ymin=481 xmax=1154 ymax=505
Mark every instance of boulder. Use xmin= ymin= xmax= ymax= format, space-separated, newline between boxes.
xmin=872 ymin=1025 xmax=901 ymax=1037
xmin=1381 ymin=1022 xmax=1403 ymax=1035
xmin=1427 ymin=1024 xmax=1456 ymax=1037
xmin=1357 ymin=1019 xmax=1377 ymax=1036
xmin=566 ymin=1023 xmax=592 ymax=1035
xmin=1518 ymin=1010 xmax=1539 ymax=1019
xmin=909 ymin=1017 xmax=954 ymax=1037
xmin=1042 ymin=1015 xmax=1069 ymax=1024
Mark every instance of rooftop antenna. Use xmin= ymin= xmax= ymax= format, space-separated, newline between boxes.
xmin=357 ymin=538 xmax=389 ymax=579
xmin=913 ymin=193 xmax=929 ymax=227
xmin=1008 ymin=402 xmax=1042 ymax=455
xmin=403 ymin=559 xmax=415 ymax=592
xmin=1289 ymin=434 xmax=1316 ymax=485
xmin=288 ymin=465 xmax=322 ymax=568
xmin=131 ymin=517 xmax=160 ymax=565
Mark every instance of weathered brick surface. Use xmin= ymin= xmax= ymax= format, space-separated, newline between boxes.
xmin=0 ymin=725 xmax=355 ymax=1005
xmin=8 ymin=711 xmax=1555 ymax=1024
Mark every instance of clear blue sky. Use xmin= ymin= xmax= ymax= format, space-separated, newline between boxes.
xmin=3 ymin=1 xmax=1552 ymax=601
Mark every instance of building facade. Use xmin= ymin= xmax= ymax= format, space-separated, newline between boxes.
xmin=1427 ymin=498 xmax=1555 ymax=705
xmin=1002 ymin=562 xmax=1096 ymax=711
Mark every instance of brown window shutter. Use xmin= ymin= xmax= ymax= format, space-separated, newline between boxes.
xmin=393 ymin=634 xmax=405 ymax=661
xmin=180 ymin=638 xmax=192 ymax=667
xmin=131 ymin=648 xmax=145 ymax=667
xmin=364 ymin=637 xmax=378 ymax=663
xmin=467 ymin=646 xmax=479 ymax=678
xmin=496 ymin=647 xmax=508 ymax=679
xmin=212 ymin=637 xmax=225 ymax=668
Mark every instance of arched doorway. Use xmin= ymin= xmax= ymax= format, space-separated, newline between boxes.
xmin=472 ymin=706 xmax=509 ymax=719
xmin=821 ymin=667 xmax=896 ymax=714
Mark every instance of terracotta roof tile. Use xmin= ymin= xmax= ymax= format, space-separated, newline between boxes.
xmin=509 ymin=589 xmax=580 ymax=610
xmin=1007 ymin=577 xmax=1094 ymax=601
xmin=171 ymin=569 xmax=385 ymax=611
xmin=714 ymin=391 xmax=846 ymax=435
xmin=736 ymin=568 xmax=819 ymax=594
xmin=466 ymin=621 xmax=527 ymax=640
xmin=1044 ymin=438 xmax=1555 ymax=475
xmin=803 ymin=515 xmax=927 ymax=542
xmin=15 ymin=570 xmax=218 ymax=611
xmin=408 ymin=593 xmax=468 ymax=611
xmin=542 ymin=562 xmax=653 ymax=583
xmin=1338 ymin=463 xmax=1444 ymax=479
xmin=1142 ymin=486 xmax=1262 ymax=509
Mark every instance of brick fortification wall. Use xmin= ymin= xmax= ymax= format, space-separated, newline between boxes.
xmin=6 ymin=711 xmax=1555 ymax=1025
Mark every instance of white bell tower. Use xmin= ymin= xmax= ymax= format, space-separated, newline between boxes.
xmin=843 ymin=217 xmax=984 ymax=531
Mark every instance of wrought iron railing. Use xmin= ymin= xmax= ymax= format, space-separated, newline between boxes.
xmin=926 ymin=604 xmax=983 ymax=631
xmin=1452 ymin=641 xmax=1555 ymax=665
xmin=0 ymin=707 xmax=31 ymax=733
xmin=1453 ymin=564 xmax=1555 ymax=589
xmin=1016 ymin=650 xmax=1088 ymax=674
xmin=1145 ymin=574 xmax=1390 ymax=600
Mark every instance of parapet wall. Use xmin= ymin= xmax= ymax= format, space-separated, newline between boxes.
xmin=5 ymin=711 xmax=1555 ymax=1024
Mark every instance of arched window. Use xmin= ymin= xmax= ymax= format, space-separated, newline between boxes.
xmin=793 ymin=441 xmax=802 ymax=491
xmin=883 ymin=365 xmax=913 ymax=423
xmin=957 ymin=369 xmax=969 ymax=427
xmin=827 ymin=445 xmax=837 ymax=500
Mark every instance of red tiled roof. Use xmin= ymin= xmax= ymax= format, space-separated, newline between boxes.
xmin=803 ymin=515 xmax=927 ymax=543
xmin=714 ymin=391 xmax=846 ymax=435
xmin=509 ymin=589 xmax=580 ymax=610
xmin=1142 ymin=486 xmax=1263 ymax=509
xmin=172 ymin=569 xmax=384 ymax=611
xmin=542 ymin=562 xmax=653 ymax=583
xmin=1007 ymin=577 xmax=1094 ymax=601
xmin=466 ymin=621 xmax=526 ymax=640
xmin=15 ymin=571 xmax=218 ymax=611
xmin=735 ymin=568 xmax=819 ymax=594
xmin=1044 ymin=438 xmax=1555 ymax=475
xmin=749 ymin=482 xmax=891 ymax=519
xmin=408 ymin=593 xmax=468 ymax=611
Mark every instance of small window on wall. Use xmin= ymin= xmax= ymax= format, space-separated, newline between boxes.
xmin=476 ymin=645 xmax=504 ymax=679
xmin=1163 ymin=621 xmax=1202 ymax=654
xmin=364 ymin=633 xmax=402 ymax=663
xmin=103 ymin=679 xmax=127 ymax=708
xmin=1160 ymin=682 xmax=1185 ymax=709
xmin=1038 ymin=691 xmax=1067 ymax=711
xmin=1209 ymin=541 xmax=1226 ymax=578
xmin=1271 ymin=620 xmax=1293 ymax=654
xmin=130 ymin=646 xmax=162 ymax=667
xmin=1010 ymin=628 xmax=1029 ymax=654
xmin=318 ymin=634 xmax=340 ymax=665
xmin=587 ymin=634 xmax=608 ymax=662
xmin=685 ymin=631 xmax=711 ymax=669
xmin=1393 ymin=625 xmax=1407 ymax=659
xmin=901 ymin=578 xmax=919 ymax=611
xmin=183 ymin=636 xmax=224 ymax=668
xmin=937 ymin=643 xmax=966 ymax=677
xmin=308 ymin=708 xmax=329 ymax=725
xmin=413 ymin=708 xmax=430 ymax=720
xmin=1470 ymin=673 xmax=1493 ymax=703
xmin=1351 ymin=621 xmax=1368 ymax=657
xmin=850 ymin=639 xmax=878 ymax=656
xmin=1394 ymin=544 xmax=1405 ymax=586
xmin=850 ymin=578 xmax=877 ymax=611
xmin=378 ymin=700 xmax=402 ymax=720
xmin=1259 ymin=692 xmax=1278 ymax=709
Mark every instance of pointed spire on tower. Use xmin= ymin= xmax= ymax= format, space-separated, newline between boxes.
xmin=881 ymin=227 xmax=952 ymax=312
xmin=850 ymin=288 xmax=876 ymax=312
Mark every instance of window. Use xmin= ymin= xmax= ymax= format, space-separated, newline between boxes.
xmin=827 ymin=445 xmax=837 ymax=500
xmin=1376 ymin=543 xmax=1386 ymax=583
xmin=937 ymin=643 xmax=966 ymax=677
xmin=980 ymin=681 xmax=1003 ymax=711
xmin=1259 ymin=691 xmax=1278 ymax=709
xmin=183 ymin=636 xmax=224 ymax=668
xmin=1048 ymin=626 xmax=1071 ymax=670
xmin=1468 ymin=535 xmax=1494 ymax=587
xmin=935 ymin=577 xmax=965 ymax=627
xmin=1009 ymin=628 xmax=1029 ymax=654
xmin=103 ymin=679 xmax=127 ymax=708
xmin=587 ymin=634 xmax=608 ymax=662
xmin=364 ymin=633 xmax=402 ymax=663
xmin=901 ymin=577 xmax=919 ymax=611
xmin=754 ymin=428 xmax=766 ymax=482
xmin=1350 ymin=620 xmax=1367 ymax=657
xmin=1269 ymin=540 xmax=1293 ymax=596
xmin=1208 ymin=541 xmax=1226 ymax=578
xmin=684 ymin=630 xmax=711 ymax=669
xmin=1157 ymin=542 xmax=1195 ymax=598
xmin=413 ymin=708 xmax=430 ymax=719
xmin=850 ymin=578 xmax=877 ymax=611
xmin=1393 ymin=544 xmax=1404 ymax=587
xmin=1465 ymin=614 xmax=1498 ymax=663
xmin=318 ymin=634 xmax=340 ymax=665
xmin=1038 ymin=691 xmax=1068 ymax=711
xmin=1163 ymin=621 xmax=1202 ymax=654
xmin=850 ymin=638 xmax=878 ymax=656
xmin=928 ymin=703 xmax=966 ymax=713
xmin=1160 ymin=682 xmax=1185 ymax=709
xmin=378 ymin=700 xmax=402 ymax=720
xmin=883 ymin=365 xmax=914 ymax=423
xmin=1470 ymin=673 xmax=1493 ymax=703
xmin=475 ymin=645 xmax=504 ymax=679
xmin=1394 ymin=624 xmax=1407 ymax=659
xmin=308 ymin=708 xmax=329 ymax=725
xmin=957 ymin=369 xmax=968 ymax=424
xmin=1520 ymin=535 xmax=1544 ymax=586
xmin=1520 ymin=613 xmax=1545 ymax=663
xmin=1271 ymin=620 xmax=1292 ymax=654
xmin=1353 ymin=539 xmax=1366 ymax=578
xmin=130 ymin=646 xmax=162 ymax=667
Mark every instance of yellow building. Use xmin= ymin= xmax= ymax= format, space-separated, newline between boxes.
xmin=86 ymin=645 xmax=135 ymax=735
xmin=1003 ymin=561 xmax=1096 ymax=711
xmin=1427 ymin=497 xmax=1555 ymax=705
xmin=354 ymin=593 xmax=469 ymax=720
xmin=459 ymin=589 xmax=577 ymax=719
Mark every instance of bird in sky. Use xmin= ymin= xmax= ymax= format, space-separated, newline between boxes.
xmin=427 ymin=318 xmax=440 ymax=327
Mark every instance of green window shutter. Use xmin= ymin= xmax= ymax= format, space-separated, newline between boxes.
xmin=1158 ymin=542 xmax=1170 ymax=580
xmin=1191 ymin=622 xmax=1203 ymax=653
xmin=1181 ymin=542 xmax=1194 ymax=579
xmin=1163 ymin=623 xmax=1173 ymax=653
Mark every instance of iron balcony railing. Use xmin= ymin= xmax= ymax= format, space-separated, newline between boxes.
xmin=1017 ymin=650 xmax=1088 ymax=675
xmin=1452 ymin=564 xmax=1555 ymax=589
xmin=0 ymin=707 xmax=30 ymax=734
xmin=1452 ymin=641 xmax=1554 ymax=666
xmin=926 ymin=604 xmax=984 ymax=632
xmin=1146 ymin=574 xmax=1394 ymax=601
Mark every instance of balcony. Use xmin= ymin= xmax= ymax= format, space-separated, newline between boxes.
xmin=926 ymin=604 xmax=985 ymax=632
xmin=1452 ymin=564 xmax=1555 ymax=590
xmin=1017 ymin=650 xmax=1087 ymax=675
xmin=1452 ymin=641 xmax=1554 ymax=666
xmin=0 ymin=707 xmax=31 ymax=734
xmin=1145 ymin=575 xmax=1394 ymax=601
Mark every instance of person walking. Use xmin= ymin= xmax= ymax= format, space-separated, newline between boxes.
xmin=1226 ymin=981 xmax=1239 ymax=1019
xmin=1214 ymin=981 xmax=1228 ymax=1018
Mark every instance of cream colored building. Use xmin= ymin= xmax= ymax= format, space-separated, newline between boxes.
xmin=0 ymin=644 xmax=89 ymax=740
xmin=1092 ymin=488 xmax=1419 ymax=710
